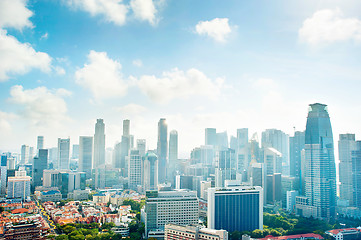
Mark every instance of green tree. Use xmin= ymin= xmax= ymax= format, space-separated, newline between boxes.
xmin=101 ymin=222 xmax=115 ymax=230
xmin=230 ymin=231 xmax=242 ymax=240
xmin=55 ymin=235 xmax=69 ymax=240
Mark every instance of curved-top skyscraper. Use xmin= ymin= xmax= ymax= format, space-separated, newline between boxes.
xmin=304 ymin=103 xmax=336 ymax=219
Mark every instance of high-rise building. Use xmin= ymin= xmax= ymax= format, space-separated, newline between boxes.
xmin=32 ymin=149 xmax=48 ymax=188
xmin=157 ymin=118 xmax=168 ymax=183
xmin=205 ymin=128 xmax=217 ymax=147
xmin=57 ymin=138 xmax=70 ymax=170
xmin=123 ymin=119 xmax=130 ymax=137
xmin=264 ymin=147 xmax=282 ymax=175
xmin=207 ymin=185 xmax=263 ymax=233
xmin=266 ymin=173 xmax=282 ymax=205
xmin=215 ymin=148 xmax=236 ymax=187
xmin=262 ymin=129 xmax=289 ymax=172
xmin=72 ymin=144 xmax=79 ymax=159
xmin=338 ymin=134 xmax=356 ymax=206
xmin=143 ymin=151 xmax=158 ymax=191
xmin=37 ymin=136 xmax=44 ymax=150
xmin=128 ymin=149 xmax=142 ymax=191
xmin=48 ymin=147 xmax=57 ymax=169
xmin=94 ymin=119 xmax=106 ymax=168
xmin=169 ymin=130 xmax=178 ymax=167
xmin=236 ymin=128 xmax=249 ymax=173
xmin=298 ymin=103 xmax=336 ymax=219
xmin=20 ymin=145 xmax=29 ymax=165
xmin=144 ymin=190 xmax=199 ymax=238
xmin=137 ymin=139 xmax=146 ymax=157
xmin=0 ymin=166 xmax=7 ymax=196
xmin=289 ymin=131 xmax=305 ymax=181
xmin=7 ymin=175 xmax=31 ymax=200
xmin=113 ymin=142 xmax=122 ymax=169
xmin=216 ymin=131 xmax=228 ymax=150
xmin=79 ymin=136 xmax=93 ymax=179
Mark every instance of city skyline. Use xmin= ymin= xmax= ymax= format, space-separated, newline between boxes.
xmin=1 ymin=1 xmax=361 ymax=157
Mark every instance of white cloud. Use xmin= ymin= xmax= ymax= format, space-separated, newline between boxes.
xmin=115 ymin=103 xmax=146 ymax=115
xmin=130 ymin=0 xmax=157 ymax=25
xmin=66 ymin=0 xmax=128 ymax=26
xmin=8 ymin=85 xmax=71 ymax=128
xmin=138 ymin=68 xmax=223 ymax=103
xmin=0 ymin=30 xmax=52 ymax=81
xmin=299 ymin=8 xmax=361 ymax=45
xmin=54 ymin=66 xmax=66 ymax=75
xmin=0 ymin=111 xmax=17 ymax=133
xmin=75 ymin=50 xmax=128 ymax=99
xmin=195 ymin=18 xmax=232 ymax=42
xmin=132 ymin=59 xmax=143 ymax=67
xmin=0 ymin=0 xmax=33 ymax=30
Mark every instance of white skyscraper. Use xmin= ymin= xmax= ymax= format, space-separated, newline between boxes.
xmin=7 ymin=176 xmax=31 ymax=201
xmin=79 ymin=136 xmax=93 ymax=179
xmin=128 ymin=149 xmax=142 ymax=191
xmin=169 ymin=130 xmax=178 ymax=166
xmin=57 ymin=138 xmax=70 ymax=170
xmin=20 ymin=145 xmax=29 ymax=164
xmin=94 ymin=119 xmax=105 ymax=168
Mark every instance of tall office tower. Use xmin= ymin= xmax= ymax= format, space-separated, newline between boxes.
xmin=205 ymin=128 xmax=217 ymax=146
xmin=137 ymin=139 xmax=146 ymax=157
xmin=157 ymin=118 xmax=168 ymax=183
xmin=123 ymin=119 xmax=130 ymax=136
xmin=7 ymin=175 xmax=31 ymax=200
xmin=79 ymin=136 xmax=93 ymax=179
xmin=352 ymin=141 xmax=361 ymax=208
xmin=144 ymin=190 xmax=199 ymax=238
xmin=48 ymin=147 xmax=57 ymax=168
xmin=289 ymin=131 xmax=305 ymax=180
xmin=266 ymin=173 xmax=282 ymax=205
xmin=37 ymin=136 xmax=44 ymax=150
xmin=72 ymin=144 xmax=79 ymax=159
xmin=20 ymin=145 xmax=29 ymax=164
xmin=199 ymin=145 xmax=214 ymax=166
xmin=164 ymin=223 xmax=228 ymax=240
xmin=0 ymin=166 xmax=7 ymax=196
xmin=94 ymin=119 xmax=106 ymax=168
xmin=207 ymin=185 xmax=263 ymax=233
xmin=143 ymin=151 xmax=158 ymax=191
xmin=250 ymin=162 xmax=264 ymax=188
xmin=338 ymin=134 xmax=356 ymax=205
xmin=303 ymin=103 xmax=336 ymax=219
xmin=237 ymin=128 xmax=249 ymax=173
xmin=216 ymin=131 xmax=228 ymax=149
xmin=262 ymin=129 xmax=289 ymax=171
xmin=168 ymin=130 xmax=178 ymax=183
xmin=32 ymin=149 xmax=48 ymax=188
xmin=57 ymin=138 xmax=70 ymax=170
xmin=128 ymin=149 xmax=142 ymax=191
xmin=230 ymin=136 xmax=237 ymax=151
xmin=264 ymin=147 xmax=282 ymax=175
xmin=215 ymin=148 xmax=236 ymax=187
xmin=249 ymin=133 xmax=261 ymax=163
xmin=29 ymin=147 xmax=34 ymax=163
xmin=113 ymin=142 xmax=122 ymax=168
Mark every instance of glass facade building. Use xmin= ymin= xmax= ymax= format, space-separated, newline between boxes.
xmin=208 ymin=186 xmax=263 ymax=233
xmin=303 ymin=103 xmax=337 ymax=219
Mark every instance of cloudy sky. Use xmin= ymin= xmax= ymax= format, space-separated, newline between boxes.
xmin=1 ymin=0 xmax=361 ymax=157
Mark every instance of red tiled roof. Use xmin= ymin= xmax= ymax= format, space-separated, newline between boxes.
xmin=11 ymin=208 xmax=29 ymax=214
xmin=327 ymin=228 xmax=360 ymax=235
xmin=259 ymin=233 xmax=324 ymax=239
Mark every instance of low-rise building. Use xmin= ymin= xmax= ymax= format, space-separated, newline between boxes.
xmin=165 ymin=223 xmax=228 ymax=240
xmin=39 ymin=190 xmax=62 ymax=202
xmin=326 ymin=228 xmax=361 ymax=240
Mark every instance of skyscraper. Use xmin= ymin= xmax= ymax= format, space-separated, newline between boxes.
xmin=79 ymin=136 xmax=93 ymax=179
xmin=120 ymin=120 xmax=131 ymax=177
xmin=57 ymin=138 xmax=70 ymax=170
xmin=94 ymin=119 xmax=105 ymax=168
xmin=262 ymin=129 xmax=289 ymax=173
xmin=236 ymin=128 xmax=249 ymax=173
xmin=123 ymin=119 xmax=130 ymax=136
xmin=168 ymin=130 xmax=178 ymax=169
xmin=289 ymin=131 xmax=305 ymax=179
xmin=143 ymin=151 xmax=158 ymax=191
xmin=302 ymin=103 xmax=336 ymax=219
xmin=157 ymin=118 xmax=168 ymax=183
xmin=33 ymin=149 xmax=48 ymax=188
xmin=37 ymin=136 xmax=44 ymax=150
xmin=205 ymin=128 xmax=217 ymax=147
xmin=20 ymin=145 xmax=29 ymax=165
xmin=137 ymin=139 xmax=146 ymax=157
xmin=128 ymin=149 xmax=142 ymax=191
xmin=215 ymin=148 xmax=236 ymax=187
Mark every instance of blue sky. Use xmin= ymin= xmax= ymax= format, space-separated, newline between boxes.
xmin=1 ymin=0 xmax=361 ymax=157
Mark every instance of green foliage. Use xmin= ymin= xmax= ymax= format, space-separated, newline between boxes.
xmin=0 ymin=206 xmax=4 ymax=213
xmin=122 ymin=199 xmax=145 ymax=212
xmin=55 ymin=235 xmax=69 ymax=240
xmin=101 ymin=222 xmax=115 ymax=230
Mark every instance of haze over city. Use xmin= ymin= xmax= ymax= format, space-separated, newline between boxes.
xmin=1 ymin=1 xmax=361 ymax=157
